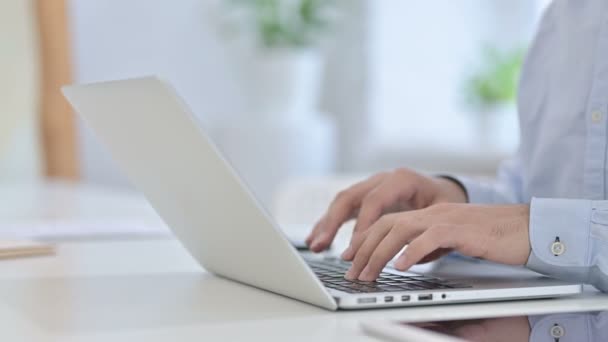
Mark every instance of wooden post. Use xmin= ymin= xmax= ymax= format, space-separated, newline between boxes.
xmin=35 ymin=0 xmax=79 ymax=180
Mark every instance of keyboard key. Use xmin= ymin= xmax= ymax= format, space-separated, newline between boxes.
xmin=419 ymin=279 xmax=445 ymax=284
xmin=350 ymin=280 xmax=369 ymax=284
xmin=327 ymin=280 xmax=355 ymax=286
xmin=324 ymin=273 xmax=344 ymax=277
xmin=446 ymin=283 xmax=473 ymax=288
xmin=308 ymin=258 xmax=472 ymax=293
xmin=328 ymin=285 xmax=350 ymax=292
xmin=385 ymin=276 xmax=414 ymax=281
xmin=376 ymin=279 xmax=395 ymax=283
xmin=349 ymin=283 xmax=374 ymax=290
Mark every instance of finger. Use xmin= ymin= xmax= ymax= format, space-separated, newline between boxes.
xmin=308 ymin=176 xmax=385 ymax=252
xmin=305 ymin=217 xmax=327 ymax=246
xmin=307 ymin=199 xmax=354 ymax=252
xmin=349 ymin=186 xmax=401 ymax=243
xmin=350 ymin=176 xmax=416 ymax=245
xmin=341 ymin=232 xmax=363 ymax=260
xmin=394 ymin=225 xmax=456 ymax=271
xmin=342 ymin=188 xmax=403 ymax=261
xmin=358 ymin=228 xmax=417 ymax=281
xmin=416 ymin=248 xmax=451 ymax=264
xmin=344 ymin=209 xmax=425 ymax=262
xmin=343 ymin=214 xmax=393 ymax=262
xmin=453 ymin=324 xmax=486 ymax=341
xmin=345 ymin=217 xmax=393 ymax=280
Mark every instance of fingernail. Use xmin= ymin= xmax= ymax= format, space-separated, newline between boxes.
xmin=395 ymin=254 xmax=408 ymax=269
xmin=341 ymin=246 xmax=352 ymax=259
xmin=359 ymin=266 xmax=373 ymax=281
xmin=345 ymin=269 xmax=356 ymax=280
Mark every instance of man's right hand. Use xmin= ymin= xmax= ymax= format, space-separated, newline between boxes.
xmin=305 ymin=168 xmax=468 ymax=253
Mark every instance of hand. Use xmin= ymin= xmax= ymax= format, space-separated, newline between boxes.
xmin=305 ymin=169 xmax=468 ymax=253
xmin=413 ymin=316 xmax=531 ymax=342
xmin=344 ymin=203 xmax=531 ymax=281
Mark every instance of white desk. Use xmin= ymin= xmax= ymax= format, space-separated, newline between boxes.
xmin=1 ymin=183 xmax=608 ymax=341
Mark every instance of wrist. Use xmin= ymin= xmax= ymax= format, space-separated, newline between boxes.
xmin=434 ymin=176 xmax=468 ymax=203
xmin=514 ymin=204 xmax=532 ymax=265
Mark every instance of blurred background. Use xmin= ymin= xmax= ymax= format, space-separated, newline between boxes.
xmin=1 ymin=0 xmax=552 ymax=230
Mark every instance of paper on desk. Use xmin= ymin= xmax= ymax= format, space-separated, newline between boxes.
xmin=0 ymin=219 xmax=172 ymax=241
xmin=0 ymin=240 xmax=55 ymax=258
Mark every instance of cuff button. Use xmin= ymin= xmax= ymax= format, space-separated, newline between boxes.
xmin=551 ymin=241 xmax=565 ymax=256
xmin=550 ymin=324 xmax=565 ymax=338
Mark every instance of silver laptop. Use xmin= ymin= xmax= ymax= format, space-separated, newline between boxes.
xmin=62 ymin=77 xmax=582 ymax=310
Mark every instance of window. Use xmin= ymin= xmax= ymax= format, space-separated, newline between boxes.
xmin=357 ymin=1 xmax=548 ymax=173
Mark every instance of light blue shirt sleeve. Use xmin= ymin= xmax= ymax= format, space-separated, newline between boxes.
xmin=529 ymin=312 xmax=608 ymax=341
xmin=526 ymin=198 xmax=608 ymax=292
xmin=454 ymin=156 xmax=524 ymax=204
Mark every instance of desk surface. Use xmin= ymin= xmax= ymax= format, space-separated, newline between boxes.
xmin=1 ymin=183 xmax=608 ymax=341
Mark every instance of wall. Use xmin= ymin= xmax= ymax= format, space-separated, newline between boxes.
xmin=365 ymin=0 xmax=540 ymax=172
xmin=0 ymin=0 xmax=41 ymax=182
xmin=69 ymin=0 xmax=245 ymax=188
xmin=68 ymin=0 xmax=551 ymax=192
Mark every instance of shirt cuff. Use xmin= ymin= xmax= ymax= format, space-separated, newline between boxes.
xmin=529 ymin=313 xmax=590 ymax=342
xmin=526 ymin=197 xmax=592 ymax=270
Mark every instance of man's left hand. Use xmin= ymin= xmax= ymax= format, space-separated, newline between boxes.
xmin=343 ymin=203 xmax=532 ymax=281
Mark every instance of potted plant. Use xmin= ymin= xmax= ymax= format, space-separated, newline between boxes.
xmin=215 ymin=0 xmax=338 ymax=207
xmin=463 ymin=45 xmax=524 ymax=146
xmin=221 ymin=0 xmax=336 ymax=116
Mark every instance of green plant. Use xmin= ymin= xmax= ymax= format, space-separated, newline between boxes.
xmin=463 ymin=45 xmax=524 ymax=111
xmin=225 ymin=0 xmax=336 ymax=49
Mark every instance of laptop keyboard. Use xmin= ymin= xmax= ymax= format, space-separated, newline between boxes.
xmin=305 ymin=257 xmax=472 ymax=293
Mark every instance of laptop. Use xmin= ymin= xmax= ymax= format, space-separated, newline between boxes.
xmin=62 ymin=76 xmax=582 ymax=310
